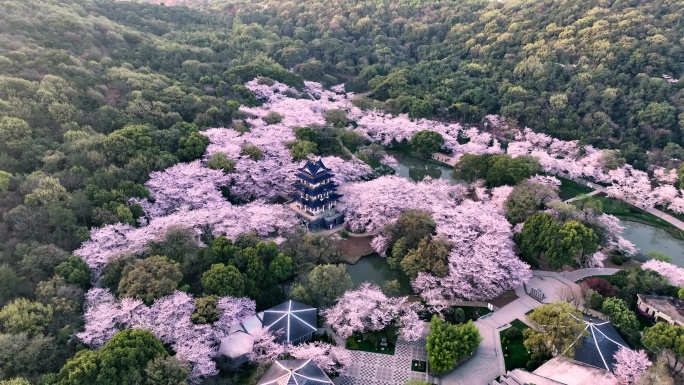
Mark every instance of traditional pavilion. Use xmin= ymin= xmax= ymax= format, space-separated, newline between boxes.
xmin=257 ymin=359 xmax=333 ymax=385
xmin=287 ymin=159 xmax=344 ymax=230
xmin=262 ymin=300 xmax=318 ymax=344
xmin=217 ymin=300 xmax=318 ymax=369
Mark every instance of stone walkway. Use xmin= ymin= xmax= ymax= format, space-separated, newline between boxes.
xmin=551 ymin=170 xmax=684 ymax=232
xmin=439 ymin=268 xmax=619 ymax=385
xmin=333 ymin=268 xmax=621 ymax=385
xmin=335 ymin=339 xmax=430 ymax=385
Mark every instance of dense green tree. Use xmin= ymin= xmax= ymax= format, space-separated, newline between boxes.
xmin=0 ymin=265 xmax=24 ymax=306
xmin=485 ymin=155 xmax=539 ymax=187
xmin=46 ymin=329 xmax=168 ymax=385
xmin=16 ymin=243 xmax=70 ymax=284
xmin=385 ymin=210 xmax=437 ymax=270
xmin=290 ymin=264 xmax=352 ymax=308
xmin=35 ymin=276 xmax=84 ymax=317
xmin=0 ymin=333 xmax=64 ymax=382
xmin=524 ymin=302 xmax=586 ymax=360
xmin=241 ymin=144 xmax=264 ymax=161
xmin=54 ymin=256 xmax=90 ymax=289
xmin=177 ymin=131 xmax=209 ymax=162
xmin=191 ymin=296 xmax=220 ymax=325
xmin=201 ymin=264 xmax=245 ymax=297
xmin=504 ymin=180 xmax=560 ymax=224
xmin=517 ymin=213 xmax=559 ymax=259
xmin=452 ymin=154 xmax=491 ymax=182
xmin=262 ymin=111 xmax=283 ymax=125
xmin=547 ymin=221 xmax=598 ymax=269
xmin=426 ymin=316 xmax=481 ymax=373
xmin=118 ymin=256 xmax=182 ymax=305
xmin=324 ymin=109 xmax=348 ymax=128
xmin=600 ymin=298 xmax=639 ymax=343
xmin=0 ymin=379 xmax=31 ymax=385
xmin=287 ymin=140 xmax=318 ymax=161
xmin=144 ymin=356 xmax=190 ymax=385
xmin=0 ymin=299 xmax=53 ymax=336
xmin=206 ymin=152 xmax=236 ymax=173
xmin=642 ymin=323 xmax=684 ymax=373
xmin=409 ymin=130 xmax=445 ymax=157
xmin=400 ymin=237 xmax=450 ymax=279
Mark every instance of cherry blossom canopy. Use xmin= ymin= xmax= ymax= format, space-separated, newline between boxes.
xmin=257 ymin=359 xmax=333 ymax=385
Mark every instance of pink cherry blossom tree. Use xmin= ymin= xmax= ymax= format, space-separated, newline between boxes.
xmin=642 ymin=260 xmax=684 ymax=286
xmin=613 ymin=346 xmax=651 ymax=385
xmin=320 ymin=283 xmax=424 ymax=341
xmin=288 ymin=342 xmax=352 ymax=376
xmin=134 ymin=160 xmax=231 ymax=218
xmin=78 ymin=289 xmax=256 ymax=382
xmin=247 ymin=327 xmax=287 ymax=364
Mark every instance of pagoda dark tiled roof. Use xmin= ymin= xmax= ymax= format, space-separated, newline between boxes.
xmin=299 ymin=159 xmax=331 ymax=176
xmin=262 ymin=300 xmax=317 ymax=344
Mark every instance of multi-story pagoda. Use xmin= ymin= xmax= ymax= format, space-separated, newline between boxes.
xmin=289 ymin=159 xmax=342 ymax=216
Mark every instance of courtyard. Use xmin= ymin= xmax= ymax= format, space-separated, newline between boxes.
xmin=335 ymin=338 xmax=430 ymax=385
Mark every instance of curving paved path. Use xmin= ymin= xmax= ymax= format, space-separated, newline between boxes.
xmin=552 ymin=171 xmax=684 ymax=232
xmin=561 ymin=268 xmax=620 ymax=283
xmin=439 ymin=268 xmax=619 ymax=385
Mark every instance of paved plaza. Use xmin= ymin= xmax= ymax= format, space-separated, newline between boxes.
xmin=335 ymin=339 xmax=430 ymax=385
xmin=334 ymin=268 xmax=620 ymax=385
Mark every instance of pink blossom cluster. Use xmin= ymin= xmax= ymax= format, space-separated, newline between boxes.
xmin=415 ymin=199 xmax=532 ymax=303
xmin=246 ymin=328 xmax=351 ymax=376
xmin=653 ymin=167 xmax=679 ymax=184
xmin=75 ymin=200 xmax=299 ymax=278
xmin=596 ymin=214 xmax=638 ymax=259
xmin=133 ymin=161 xmax=231 ymax=218
xmin=612 ymin=346 xmax=651 ymax=385
xmin=288 ymin=341 xmax=352 ymax=376
xmin=642 ymin=259 xmax=684 ymax=286
xmin=528 ymin=175 xmax=562 ymax=189
xmin=321 ymin=283 xmax=425 ymax=341
xmin=339 ymin=176 xmax=530 ymax=302
xmin=77 ymin=289 xmax=256 ymax=382
xmin=339 ymin=175 xmax=467 ymax=234
xmin=247 ymin=327 xmax=288 ymax=364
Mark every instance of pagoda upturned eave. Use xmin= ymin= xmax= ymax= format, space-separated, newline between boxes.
xmin=291 ymin=181 xmax=339 ymax=196
xmin=293 ymin=171 xmax=336 ymax=184
xmin=288 ymin=193 xmax=342 ymax=209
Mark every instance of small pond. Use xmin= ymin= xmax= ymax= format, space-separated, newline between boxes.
xmin=392 ymin=153 xmax=461 ymax=184
xmin=345 ymin=254 xmax=413 ymax=295
xmin=620 ymin=220 xmax=684 ymax=267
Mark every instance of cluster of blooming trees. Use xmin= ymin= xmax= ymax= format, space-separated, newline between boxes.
xmin=75 ymin=200 xmax=299 ymax=279
xmin=340 ymin=176 xmax=531 ymax=304
xmin=234 ymin=80 xmax=684 ymax=218
xmin=320 ymin=283 xmax=425 ymax=341
xmin=247 ymin=329 xmax=352 ymax=377
xmin=642 ymin=259 xmax=684 ymax=286
xmin=77 ymin=289 xmax=256 ymax=381
xmin=612 ymin=346 xmax=651 ymax=385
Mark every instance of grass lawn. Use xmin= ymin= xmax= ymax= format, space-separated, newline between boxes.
xmin=577 ymin=193 xmax=684 ymax=240
xmin=558 ymin=177 xmax=593 ymax=201
xmin=500 ymin=319 xmax=533 ymax=371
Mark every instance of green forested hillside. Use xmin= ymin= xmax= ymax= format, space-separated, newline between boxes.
xmin=128 ymin=0 xmax=684 ymax=166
